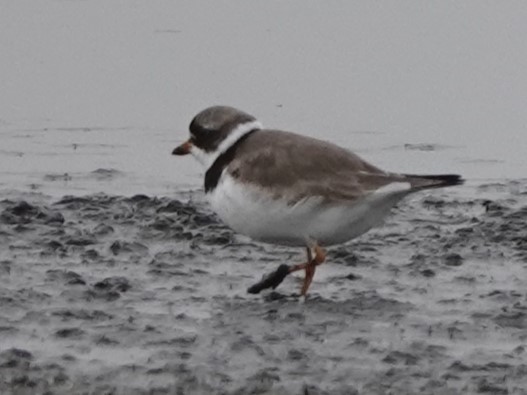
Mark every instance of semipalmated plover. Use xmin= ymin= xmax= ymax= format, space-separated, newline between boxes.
xmin=172 ymin=106 xmax=463 ymax=296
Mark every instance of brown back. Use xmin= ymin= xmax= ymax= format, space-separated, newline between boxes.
xmin=227 ymin=130 xmax=408 ymax=204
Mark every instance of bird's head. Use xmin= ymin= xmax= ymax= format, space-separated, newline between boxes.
xmin=172 ymin=106 xmax=262 ymax=168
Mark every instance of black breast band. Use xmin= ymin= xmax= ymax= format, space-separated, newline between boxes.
xmin=204 ymin=130 xmax=258 ymax=193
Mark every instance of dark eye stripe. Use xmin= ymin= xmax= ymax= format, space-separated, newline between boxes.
xmin=190 ymin=126 xmax=220 ymax=152
xmin=191 ymin=125 xmax=209 ymax=139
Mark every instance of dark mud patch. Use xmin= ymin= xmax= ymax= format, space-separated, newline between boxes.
xmin=0 ymin=200 xmax=64 ymax=225
xmin=0 ymin=181 xmax=526 ymax=394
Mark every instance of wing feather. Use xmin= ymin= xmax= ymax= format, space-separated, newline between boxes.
xmin=227 ymin=130 xmax=405 ymax=204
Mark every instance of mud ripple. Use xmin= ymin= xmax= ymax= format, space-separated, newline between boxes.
xmin=0 ymin=181 xmax=526 ymax=394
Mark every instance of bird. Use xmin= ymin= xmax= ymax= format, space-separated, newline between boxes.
xmin=172 ymin=106 xmax=463 ymax=296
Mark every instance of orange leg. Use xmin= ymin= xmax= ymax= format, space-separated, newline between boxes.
xmin=247 ymin=243 xmax=326 ymax=295
xmin=289 ymin=244 xmax=326 ymax=296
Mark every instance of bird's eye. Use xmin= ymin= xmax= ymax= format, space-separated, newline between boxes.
xmin=189 ymin=123 xmax=217 ymax=151
xmin=190 ymin=125 xmax=208 ymax=141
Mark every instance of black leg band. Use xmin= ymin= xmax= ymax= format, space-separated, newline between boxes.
xmin=247 ymin=264 xmax=291 ymax=294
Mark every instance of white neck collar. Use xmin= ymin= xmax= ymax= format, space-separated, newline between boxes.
xmin=190 ymin=120 xmax=262 ymax=169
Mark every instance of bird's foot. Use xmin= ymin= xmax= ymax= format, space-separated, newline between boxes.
xmin=300 ymin=244 xmax=326 ymax=296
xmin=300 ymin=260 xmax=317 ymax=296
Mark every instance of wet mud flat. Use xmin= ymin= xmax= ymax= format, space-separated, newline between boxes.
xmin=0 ymin=181 xmax=526 ymax=395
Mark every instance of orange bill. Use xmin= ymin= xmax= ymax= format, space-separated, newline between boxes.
xmin=172 ymin=140 xmax=192 ymax=156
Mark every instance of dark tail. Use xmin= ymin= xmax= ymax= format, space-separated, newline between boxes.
xmin=404 ymin=174 xmax=464 ymax=190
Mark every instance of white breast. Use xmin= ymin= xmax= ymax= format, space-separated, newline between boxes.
xmin=207 ymin=172 xmax=411 ymax=247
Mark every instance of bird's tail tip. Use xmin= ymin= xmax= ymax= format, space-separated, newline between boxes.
xmin=405 ymin=173 xmax=465 ymax=189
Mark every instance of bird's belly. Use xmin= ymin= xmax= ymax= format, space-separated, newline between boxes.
xmin=207 ymin=174 xmax=407 ymax=247
xmin=207 ymin=175 xmax=310 ymax=246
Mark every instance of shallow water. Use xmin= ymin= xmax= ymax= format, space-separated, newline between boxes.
xmin=1 ymin=1 xmax=527 ymax=394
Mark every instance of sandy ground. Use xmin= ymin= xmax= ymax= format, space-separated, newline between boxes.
xmin=1 ymin=177 xmax=526 ymax=394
